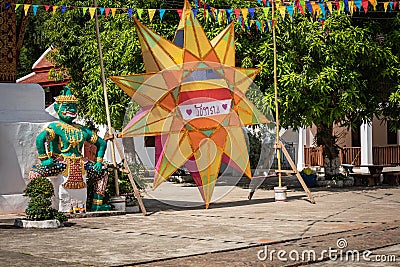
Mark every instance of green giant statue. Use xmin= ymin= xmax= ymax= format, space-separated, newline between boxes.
xmin=29 ymin=86 xmax=110 ymax=212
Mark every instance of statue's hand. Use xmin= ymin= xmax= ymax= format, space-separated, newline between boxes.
xmin=41 ymin=158 xmax=54 ymax=167
xmin=93 ymin=161 xmax=103 ymax=172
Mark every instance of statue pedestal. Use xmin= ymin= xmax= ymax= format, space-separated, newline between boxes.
xmin=49 ymin=174 xmax=87 ymax=213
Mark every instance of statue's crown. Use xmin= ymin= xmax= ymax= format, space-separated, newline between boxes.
xmin=55 ymin=86 xmax=77 ymax=104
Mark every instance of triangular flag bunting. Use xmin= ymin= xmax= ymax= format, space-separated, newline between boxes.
xmin=279 ymin=6 xmax=286 ymax=20
xmin=241 ymin=8 xmax=248 ymax=20
xmin=111 ymin=8 xmax=117 ymax=17
xmin=89 ymin=7 xmax=96 ymax=19
xmin=15 ymin=4 xmax=21 ymax=11
xmin=127 ymin=8 xmax=133 ymax=18
xmin=82 ymin=7 xmax=88 ymax=16
xmin=148 ymin=9 xmax=156 ymax=22
xmin=286 ymin=5 xmax=294 ymax=20
xmin=234 ymin=8 xmax=240 ymax=19
xmin=45 ymin=5 xmax=50 ymax=12
xmin=326 ymin=2 xmax=332 ymax=14
xmin=177 ymin=9 xmax=183 ymax=19
xmin=61 ymin=6 xmax=67 ymax=14
xmin=362 ymin=0 xmax=369 ymax=12
xmin=368 ymin=0 xmax=377 ymax=10
xmin=105 ymin=8 xmax=111 ymax=18
xmin=52 ymin=6 xmax=58 ymax=15
xmin=32 ymin=5 xmax=38 ymax=16
xmin=384 ymin=2 xmax=389 ymax=12
xmin=262 ymin=7 xmax=270 ymax=18
xmin=159 ymin=9 xmax=166 ymax=21
xmin=137 ymin=8 xmax=143 ymax=19
xmin=248 ymin=8 xmax=255 ymax=19
xmin=349 ymin=1 xmax=355 ymax=15
xmin=99 ymin=7 xmax=105 ymax=15
xmin=24 ymin=4 xmax=30 ymax=16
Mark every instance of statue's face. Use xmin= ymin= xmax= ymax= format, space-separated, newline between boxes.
xmin=55 ymin=102 xmax=77 ymax=124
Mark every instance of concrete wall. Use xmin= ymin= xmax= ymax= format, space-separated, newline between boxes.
xmin=0 ymin=83 xmax=56 ymax=214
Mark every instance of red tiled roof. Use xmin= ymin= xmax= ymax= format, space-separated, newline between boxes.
xmin=18 ymin=72 xmax=69 ymax=86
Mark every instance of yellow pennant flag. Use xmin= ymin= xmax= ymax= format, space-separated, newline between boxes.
xmin=24 ymin=4 xmax=30 ymax=16
xmin=368 ymin=0 xmax=377 ymax=10
xmin=312 ymin=3 xmax=320 ymax=17
xmin=89 ymin=7 xmax=96 ymax=19
xmin=148 ymin=9 xmax=156 ymax=22
xmin=383 ymin=2 xmax=389 ymax=12
xmin=53 ymin=6 xmax=58 ymax=15
xmin=326 ymin=2 xmax=332 ymax=14
xmin=349 ymin=1 xmax=355 ymax=15
xmin=250 ymin=20 xmax=255 ymax=26
xmin=111 ymin=8 xmax=117 ymax=17
xmin=241 ymin=8 xmax=248 ymax=20
xmin=279 ymin=6 xmax=286 ymax=20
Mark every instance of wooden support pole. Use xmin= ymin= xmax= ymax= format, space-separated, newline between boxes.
xmin=112 ymin=132 xmax=147 ymax=215
xmin=93 ymin=0 xmax=119 ymax=196
xmin=271 ymin=0 xmax=282 ymax=188
xmin=278 ymin=141 xmax=316 ymax=204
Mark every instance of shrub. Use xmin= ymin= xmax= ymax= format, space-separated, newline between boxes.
xmin=24 ymin=177 xmax=67 ymax=222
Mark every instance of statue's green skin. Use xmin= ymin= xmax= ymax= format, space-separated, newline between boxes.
xmin=36 ymin=102 xmax=106 ymax=172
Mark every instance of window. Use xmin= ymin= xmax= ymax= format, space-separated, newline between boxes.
xmin=351 ymin=122 xmax=361 ymax=147
xmin=387 ymin=121 xmax=397 ymax=145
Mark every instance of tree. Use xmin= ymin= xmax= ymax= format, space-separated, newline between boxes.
xmin=256 ymin=14 xmax=399 ymax=175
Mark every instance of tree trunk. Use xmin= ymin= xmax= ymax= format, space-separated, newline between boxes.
xmin=316 ymin=123 xmax=340 ymax=176
xmin=0 ymin=0 xmax=17 ymax=82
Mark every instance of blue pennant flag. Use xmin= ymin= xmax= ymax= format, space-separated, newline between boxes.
xmin=127 ymin=8 xmax=133 ymax=18
xmin=159 ymin=9 xmax=166 ymax=21
xmin=226 ymin=9 xmax=233 ymax=23
xmin=61 ymin=5 xmax=67 ymax=14
xmin=249 ymin=8 xmax=255 ymax=19
xmin=99 ymin=7 xmax=105 ymax=15
xmin=33 ymin=5 xmax=38 ymax=15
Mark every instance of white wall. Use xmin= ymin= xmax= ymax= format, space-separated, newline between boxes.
xmin=0 ymin=83 xmax=56 ymax=214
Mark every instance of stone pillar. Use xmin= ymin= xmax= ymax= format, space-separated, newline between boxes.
xmin=360 ymin=122 xmax=373 ymax=171
xmin=297 ymin=127 xmax=306 ymax=170
xmin=0 ymin=0 xmax=17 ymax=82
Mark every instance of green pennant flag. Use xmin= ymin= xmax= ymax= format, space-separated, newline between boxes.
xmin=137 ymin=8 xmax=143 ymax=19
xmin=262 ymin=7 xmax=269 ymax=19
xmin=82 ymin=7 xmax=88 ymax=15
xmin=15 ymin=4 xmax=21 ymax=11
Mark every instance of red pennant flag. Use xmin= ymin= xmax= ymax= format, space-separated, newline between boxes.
xmin=234 ymin=8 xmax=240 ymax=19
xmin=362 ymin=0 xmax=368 ymax=13
xmin=45 ymin=5 xmax=50 ymax=11
xmin=105 ymin=7 xmax=110 ymax=18
xmin=296 ymin=1 xmax=305 ymax=15
xmin=394 ymin=1 xmax=398 ymax=9
xmin=204 ymin=4 xmax=207 ymax=18
xmin=177 ymin=9 xmax=183 ymax=19
xmin=262 ymin=0 xmax=267 ymax=6
xmin=335 ymin=1 xmax=340 ymax=10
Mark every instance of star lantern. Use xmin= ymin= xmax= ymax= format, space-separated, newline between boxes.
xmin=111 ymin=1 xmax=270 ymax=208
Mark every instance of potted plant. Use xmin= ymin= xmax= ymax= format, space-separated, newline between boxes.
xmin=300 ymin=167 xmax=317 ymax=187
xmin=15 ymin=177 xmax=67 ymax=228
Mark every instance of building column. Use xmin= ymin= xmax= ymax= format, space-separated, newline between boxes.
xmin=0 ymin=0 xmax=17 ymax=82
xmin=360 ymin=122 xmax=373 ymax=170
xmin=297 ymin=127 xmax=306 ymax=170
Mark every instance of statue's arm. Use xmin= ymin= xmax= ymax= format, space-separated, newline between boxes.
xmin=85 ymin=127 xmax=107 ymax=171
xmin=36 ymin=126 xmax=56 ymax=166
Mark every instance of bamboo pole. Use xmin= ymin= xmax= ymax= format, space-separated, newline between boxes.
xmin=93 ymin=0 xmax=120 ymax=196
xmin=271 ymin=0 xmax=282 ymax=187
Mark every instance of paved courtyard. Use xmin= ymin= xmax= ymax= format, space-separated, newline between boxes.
xmin=0 ymin=183 xmax=399 ymax=266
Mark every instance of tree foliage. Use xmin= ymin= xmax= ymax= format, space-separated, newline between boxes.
xmin=19 ymin=3 xmax=400 ymax=163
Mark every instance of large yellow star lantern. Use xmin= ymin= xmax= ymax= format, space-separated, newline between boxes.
xmin=111 ymin=1 xmax=270 ymax=208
